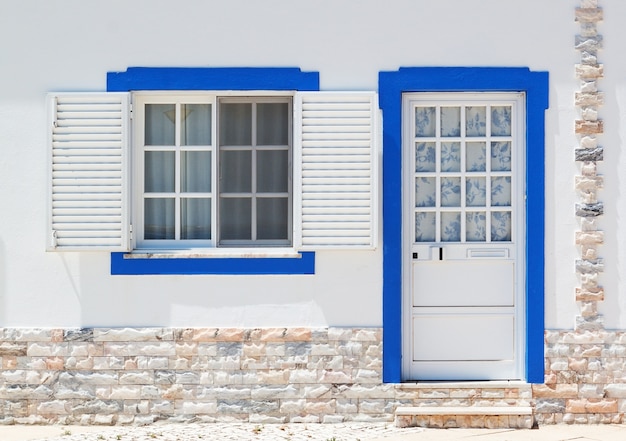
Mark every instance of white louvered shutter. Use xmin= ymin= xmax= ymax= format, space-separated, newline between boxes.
xmin=47 ymin=93 xmax=131 ymax=251
xmin=294 ymin=92 xmax=378 ymax=249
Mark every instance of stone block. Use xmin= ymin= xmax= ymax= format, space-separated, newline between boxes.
xmin=575 ymin=7 xmax=603 ymax=23
xmin=118 ymin=371 xmax=154 ymax=385
xmin=575 ymin=35 xmax=603 ymax=52
xmin=94 ymin=328 xmax=174 ymax=342
xmin=575 ymin=92 xmax=604 ymax=107
xmin=576 ymin=64 xmax=603 ymax=80
xmin=575 ymin=120 xmax=604 ymax=135
xmin=576 ymin=202 xmax=603 ymax=218
xmin=532 ymin=384 xmax=579 ymax=399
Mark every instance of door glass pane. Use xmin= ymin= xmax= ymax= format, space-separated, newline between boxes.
xmin=441 ymin=142 xmax=460 ymax=172
xmin=415 ymin=107 xmax=436 ymax=137
xmin=181 ymin=151 xmax=211 ymax=193
xmin=415 ymin=212 xmax=436 ymax=242
xmin=491 ymin=106 xmax=512 ymax=136
xmin=466 ymin=142 xmax=486 ymax=172
xmin=491 ymin=211 xmax=511 ymax=241
xmin=144 ymin=198 xmax=174 ymax=239
xmin=466 ymin=106 xmax=486 ymax=137
xmin=466 ymin=212 xmax=486 ymax=242
xmin=257 ymin=198 xmax=288 ymax=240
xmin=416 ymin=142 xmax=436 ymax=172
xmin=466 ymin=177 xmax=486 ymax=207
xmin=491 ymin=141 xmax=512 ymax=171
xmin=257 ymin=150 xmax=288 ymax=192
xmin=220 ymin=197 xmax=251 ymax=240
xmin=257 ymin=103 xmax=289 ymax=145
xmin=181 ymin=104 xmax=212 ymax=146
xmin=441 ymin=212 xmax=461 ymax=242
xmin=491 ymin=176 xmax=512 ymax=206
xmin=145 ymin=151 xmax=175 ymax=193
xmin=415 ymin=177 xmax=436 ymax=207
xmin=440 ymin=177 xmax=461 ymax=207
xmin=220 ymin=103 xmax=251 ymax=145
xmin=220 ymin=150 xmax=251 ymax=192
xmin=440 ymin=107 xmax=460 ymax=137
xmin=181 ymin=198 xmax=211 ymax=239
xmin=145 ymin=104 xmax=175 ymax=145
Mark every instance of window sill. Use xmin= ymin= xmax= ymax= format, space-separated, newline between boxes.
xmin=110 ymin=251 xmax=315 ymax=275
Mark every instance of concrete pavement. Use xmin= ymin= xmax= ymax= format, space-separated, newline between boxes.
xmin=3 ymin=423 xmax=626 ymax=441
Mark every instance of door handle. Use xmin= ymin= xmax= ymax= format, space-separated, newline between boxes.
xmin=439 ymin=247 xmax=443 ymax=261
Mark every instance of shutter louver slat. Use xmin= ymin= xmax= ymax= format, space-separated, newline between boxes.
xmin=296 ymin=92 xmax=378 ymax=249
xmin=48 ymin=93 xmax=130 ymax=251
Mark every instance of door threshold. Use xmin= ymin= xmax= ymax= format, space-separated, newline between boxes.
xmin=396 ymin=380 xmax=530 ymax=389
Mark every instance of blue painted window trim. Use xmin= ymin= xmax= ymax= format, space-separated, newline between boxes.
xmin=107 ymin=67 xmax=320 ymax=276
xmin=111 ymin=251 xmax=315 ymax=275
xmin=378 ymin=67 xmax=549 ymax=383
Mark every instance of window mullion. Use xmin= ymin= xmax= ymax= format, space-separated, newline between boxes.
xmin=251 ymin=102 xmax=257 ymax=242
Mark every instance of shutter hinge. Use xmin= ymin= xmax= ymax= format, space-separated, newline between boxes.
xmin=129 ymin=224 xmax=133 ymax=241
xmin=51 ymin=230 xmax=58 ymax=248
xmin=129 ymin=103 xmax=133 ymax=120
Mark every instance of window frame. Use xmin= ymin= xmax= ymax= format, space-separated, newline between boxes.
xmin=133 ymin=92 xmax=294 ymax=251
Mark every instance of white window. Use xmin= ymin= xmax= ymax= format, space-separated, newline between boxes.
xmin=47 ymin=92 xmax=378 ymax=253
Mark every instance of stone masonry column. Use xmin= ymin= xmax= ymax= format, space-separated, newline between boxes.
xmin=574 ymin=0 xmax=604 ymax=331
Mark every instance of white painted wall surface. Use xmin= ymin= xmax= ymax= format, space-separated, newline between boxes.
xmin=0 ymin=0 xmax=622 ymax=329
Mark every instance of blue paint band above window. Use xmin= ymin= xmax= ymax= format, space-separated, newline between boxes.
xmin=107 ymin=67 xmax=320 ymax=92
xmin=111 ymin=252 xmax=315 ymax=275
xmin=107 ymin=66 xmax=319 ymax=276
xmin=378 ymin=67 xmax=549 ymax=384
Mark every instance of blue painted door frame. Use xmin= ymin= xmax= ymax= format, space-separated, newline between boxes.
xmin=378 ymin=67 xmax=549 ymax=383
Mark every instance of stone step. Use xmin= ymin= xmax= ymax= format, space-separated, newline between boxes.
xmin=395 ymin=406 xmax=534 ymax=429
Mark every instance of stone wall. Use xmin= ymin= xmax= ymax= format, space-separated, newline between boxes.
xmin=534 ymin=330 xmax=625 ymax=424
xmin=0 ymin=327 xmax=395 ymax=425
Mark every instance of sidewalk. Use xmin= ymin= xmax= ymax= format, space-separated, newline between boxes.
xmin=3 ymin=423 xmax=626 ymax=441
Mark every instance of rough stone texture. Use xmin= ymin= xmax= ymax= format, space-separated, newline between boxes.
xmin=537 ymin=329 xmax=626 ymax=425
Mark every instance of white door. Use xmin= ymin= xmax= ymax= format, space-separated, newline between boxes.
xmin=402 ymin=93 xmax=525 ymax=381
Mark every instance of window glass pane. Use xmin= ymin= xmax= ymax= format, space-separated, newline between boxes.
xmin=415 ymin=212 xmax=436 ymax=242
xmin=466 ymin=142 xmax=486 ymax=172
xmin=415 ymin=177 xmax=436 ymax=208
xmin=465 ymin=106 xmax=486 ymax=137
xmin=181 ymin=104 xmax=212 ymax=146
xmin=491 ymin=141 xmax=512 ymax=171
xmin=220 ymin=103 xmax=251 ymax=145
xmin=220 ymin=150 xmax=251 ymax=192
xmin=257 ymin=198 xmax=288 ymax=240
xmin=145 ymin=104 xmax=175 ymax=145
xmin=145 ymin=151 xmax=175 ymax=193
xmin=181 ymin=151 xmax=211 ymax=193
xmin=440 ymin=177 xmax=461 ymax=207
xmin=220 ymin=198 xmax=251 ymax=240
xmin=144 ymin=198 xmax=175 ymax=239
xmin=441 ymin=212 xmax=461 ymax=242
xmin=440 ymin=107 xmax=460 ymax=137
xmin=415 ymin=107 xmax=436 ymax=137
xmin=441 ymin=142 xmax=460 ymax=172
xmin=257 ymin=150 xmax=288 ymax=192
xmin=466 ymin=212 xmax=486 ymax=242
xmin=491 ymin=176 xmax=512 ymax=206
xmin=491 ymin=106 xmax=512 ymax=136
xmin=491 ymin=211 xmax=512 ymax=241
xmin=466 ymin=177 xmax=486 ymax=207
xmin=257 ymin=103 xmax=289 ymax=145
xmin=181 ymin=198 xmax=211 ymax=239
xmin=415 ymin=142 xmax=436 ymax=172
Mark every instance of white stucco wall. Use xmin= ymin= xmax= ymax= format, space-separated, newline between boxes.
xmin=1 ymin=0 xmax=624 ymax=329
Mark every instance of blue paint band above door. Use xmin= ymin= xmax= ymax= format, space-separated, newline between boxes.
xmin=378 ymin=67 xmax=549 ymax=383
